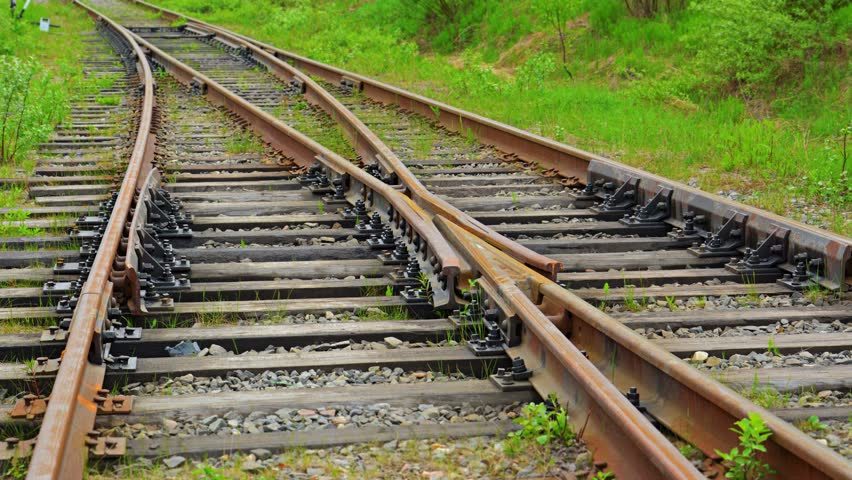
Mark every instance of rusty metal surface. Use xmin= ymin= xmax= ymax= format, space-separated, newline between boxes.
xmin=433 ymin=216 xmax=704 ymax=479
xmin=26 ymin=3 xmax=156 ymax=479
xmin=130 ymin=33 xmax=463 ymax=306
xmin=444 ymin=216 xmax=852 ymax=480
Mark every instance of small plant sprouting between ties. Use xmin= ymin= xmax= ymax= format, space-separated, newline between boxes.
xmin=715 ymin=412 xmax=775 ymax=480
xmin=766 ymin=337 xmax=780 ymax=357
xmin=504 ymin=396 xmax=574 ymax=456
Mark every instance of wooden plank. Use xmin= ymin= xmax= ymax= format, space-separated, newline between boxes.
xmin=176 ymin=228 xmax=356 ymax=247
xmin=172 ymin=190 xmax=319 ymax=203
xmin=0 ymin=235 xmax=74 ymax=249
xmin=28 ymin=184 xmax=110 ymax=197
xmin=574 ymin=283 xmax=791 ymax=302
xmin=128 ymin=421 xmax=518 ymax=459
xmin=422 ymin=174 xmax=545 ymax=186
xmin=0 ymin=250 xmax=77 ymax=268
xmin=553 ymin=250 xmax=727 ymax=272
xmin=521 ymin=236 xmax=687 ymax=254
xmin=470 ymin=208 xmax=619 ymax=224
xmin=445 ymin=194 xmax=573 ymax=211
xmin=718 ymin=366 xmax=852 ymax=393
xmin=433 ymin=184 xmax=563 ymax=197
xmin=0 ymin=267 xmax=59 ymax=283
xmin=618 ymin=307 xmax=852 ymax=330
xmin=492 ymin=221 xmax=667 ymax=237
xmin=34 ymin=194 xmax=108 ymax=206
xmin=169 ymin=163 xmax=284 ymax=174
xmin=192 ymin=213 xmax=347 ymax=229
xmin=172 ymin=171 xmax=295 ymax=182
xmin=190 ymin=259 xmax=393 ymax=281
xmin=654 ymin=333 xmax=852 ymax=356
xmin=166 ymin=179 xmax=302 ymax=192
xmin=0 ymin=319 xmax=454 ymax=360
xmin=559 ymin=268 xmax=781 ymax=289
xmin=119 ymin=346 xmax=504 ymax=381
xmin=168 ymin=277 xmax=395 ymax=302
xmin=182 ymin=200 xmax=323 ymax=216
xmin=0 ymin=346 xmax=506 ymax=385
xmin=177 ymin=245 xmax=373 ymax=263
xmin=100 ymin=381 xmax=532 ymax=424
xmin=0 ymin=305 xmax=58 ymax=322
xmin=0 ymin=206 xmax=92 ymax=217
xmin=165 ymin=295 xmax=410 ymax=319
xmin=770 ymin=406 xmax=852 ymax=421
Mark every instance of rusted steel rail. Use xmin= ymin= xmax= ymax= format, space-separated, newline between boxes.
xmin=433 ymin=216 xmax=852 ymax=480
xmin=170 ymin=21 xmax=561 ymax=277
xmin=435 ymin=217 xmax=704 ymax=479
xmin=124 ymin=0 xmax=850 ymax=290
xmin=127 ymin=32 xmax=463 ymax=307
xmin=26 ymin=2 xmax=156 ymax=479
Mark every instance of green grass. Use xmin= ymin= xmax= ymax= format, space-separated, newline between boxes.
xmin=95 ymin=95 xmax=122 ymax=106
xmin=225 ymin=130 xmax=263 ymax=154
xmin=149 ymin=0 xmax=851 ymax=235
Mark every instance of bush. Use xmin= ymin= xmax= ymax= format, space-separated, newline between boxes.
xmin=515 ymin=53 xmax=557 ymax=91
xmin=685 ymin=0 xmax=823 ymax=94
xmin=0 ymin=56 xmax=66 ymax=164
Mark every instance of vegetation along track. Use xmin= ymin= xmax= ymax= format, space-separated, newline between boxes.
xmin=0 ymin=0 xmax=849 ymax=478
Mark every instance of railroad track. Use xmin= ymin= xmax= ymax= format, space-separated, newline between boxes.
xmin=0 ymin=0 xmax=849 ymax=479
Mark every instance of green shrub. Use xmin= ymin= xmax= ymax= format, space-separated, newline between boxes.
xmin=0 ymin=56 xmax=67 ymax=164
xmin=515 ymin=52 xmax=557 ymax=91
xmin=685 ymin=0 xmax=832 ymax=94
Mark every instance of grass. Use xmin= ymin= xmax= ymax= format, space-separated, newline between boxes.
xmin=86 ymin=433 xmax=569 ymax=479
xmin=95 ymin=95 xmax=122 ymax=106
xmin=0 ymin=209 xmax=44 ymax=237
xmin=225 ymin=130 xmax=263 ymax=154
xmin=355 ymin=305 xmax=410 ymax=321
xmin=148 ymin=0 xmax=851 ymax=235
xmin=740 ymin=372 xmax=790 ymax=409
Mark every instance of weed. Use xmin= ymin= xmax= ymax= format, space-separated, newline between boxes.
xmin=715 ymin=413 xmax=775 ymax=480
xmin=665 ymin=295 xmax=677 ymax=311
xmin=796 ymin=415 xmax=827 ymax=433
xmin=504 ymin=399 xmax=574 ymax=456
xmin=766 ymin=337 xmax=780 ymax=357
xmin=510 ymin=190 xmax=519 ymax=207
xmin=679 ymin=443 xmax=699 ymax=459
xmin=95 ymin=95 xmax=121 ymax=106
xmin=317 ymin=200 xmax=325 ymax=214
xmin=592 ymin=472 xmax=615 ymax=480
xmin=598 ymin=281 xmax=610 ymax=310
xmin=742 ymin=372 xmax=790 ymax=409
xmin=239 ymin=238 xmax=247 ymax=249
xmin=225 ymin=130 xmax=261 ymax=154
xmin=384 ymin=285 xmax=394 ymax=297
xmin=3 ymin=458 xmax=28 ymax=479
xmin=624 ymin=284 xmax=641 ymax=312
